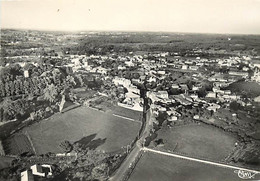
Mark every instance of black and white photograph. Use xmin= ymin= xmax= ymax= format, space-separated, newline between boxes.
xmin=1 ymin=0 xmax=260 ymax=180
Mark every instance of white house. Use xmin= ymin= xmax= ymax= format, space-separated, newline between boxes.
xmin=24 ymin=70 xmax=29 ymax=78
xmin=207 ymin=103 xmax=221 ymax=112
xmin=31 ymin=164 xmax=45 ymax=177
xmin=113 ymin=77 xmax=131 ymax=87
xmin=172 ymin=84 xmax=179 ymax=89
xmin=213 ymin=87 xmax=224 ymax=94
xmin=228 ymin=71 xmax=248 ymax=78
xmin=206 ymin=92 xmax=217 ymax=98
xmin=157 ymin=91 xmax=169 ymax=99
xmin=30 ymin=164 xmax=52 ymax=178
xmin=182 ymin=65 xmax=188 ymax=70
xmin=254 ymin=96 xmax=260 ymax=103
xmin=118 ymin=65 xmax=126 ymax=70
xmin=189 ymin=66 xmax=199 ymax=71
xmin=192 ymin=85 xmax=200 ymax=91
xmin=169 ymin=115 xmax=178 ymax=122
xmin=193 ymin=115 xmax=200 ymax=120
xmin=71 ymin=58 xmax=81 ymax=66
xmin=190 ymin=94 xmax=198 ymax=100
xmin=157 ymin=70 xmax=166 ymax=75
xmin=21 ymin=170 xmax=34 ymax=181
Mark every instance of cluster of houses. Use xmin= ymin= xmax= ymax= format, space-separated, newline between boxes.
xmin=65 ymin=54 xmax=143 ymax=74
xmin=113 ymin=77 xmax=143 ymax=112
xmin=74 ymin=52 xmax=260 ymax=125
xmin=140 ymin=54 xmax=260 ymax=124
xmin=6 ymin=50 xmax=259 ymax=125
xmin=11 ymin=50 xmax=258 ymax=125
xmin=21 ymin=164 xmax=52 ymax=181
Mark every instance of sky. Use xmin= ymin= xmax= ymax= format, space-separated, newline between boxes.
xmin=1 ymin=0 xmax=260 ymax=34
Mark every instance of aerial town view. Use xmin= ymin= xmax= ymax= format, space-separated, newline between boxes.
xmin=1 ymin=0 xmax=260 ymax=181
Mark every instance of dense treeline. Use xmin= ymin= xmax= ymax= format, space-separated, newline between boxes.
xmin=0 ymin=63 xmax=75 ymax=97
xmin=0 ymin=62 xmax=100 ymax=122
xmin=0 ymin=98 xmax=31 ymax=121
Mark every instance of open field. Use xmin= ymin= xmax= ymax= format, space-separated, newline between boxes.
xmin=110 ymin=105 xmax=143 ymax=122
xmin=156 ymin=124 xmax=237 ymax=160
xmin=71 ymin=88 xmax=96 ymax=99
xmin=22 ymin=107 xmax=141 ymax=154
xmin=129 ymin=152 xmax=260 ymax=181
xmin=0 ymin=156 xmax=14 ymax=170
xmin=0 ymin=120 xmax=22 ymax=140
xmin=2 ymin=133 xmax=34 ymax=155
xmin=250 ymin=123 xmax=260 ymax=140
xmin=226 ymin=81 xmax=260 ymax=98
xmin=92 ymin=99 xmax=143 ymax=122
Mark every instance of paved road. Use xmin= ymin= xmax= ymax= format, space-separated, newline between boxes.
xmin=109 ymin=96 xmax=151 ymax=181
xmin=143 ymin=147 xmax=260 ymax=174
xmin=110 ymin=145 xmax=141 ymax=181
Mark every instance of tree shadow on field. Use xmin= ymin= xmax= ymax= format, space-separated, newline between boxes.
xmin=74 ymin=133 xmax=106 ymax=150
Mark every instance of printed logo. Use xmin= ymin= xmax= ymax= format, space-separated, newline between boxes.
xmin=234 ymin=169 xmax=258 ymax=180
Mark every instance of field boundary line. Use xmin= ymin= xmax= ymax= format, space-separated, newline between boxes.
xmin=113 ymin=114 xmax=141 ymax=124
xmin=24 ymin=131 xmax=37 ymax=155
xmin=143 ymin=147 xmax=260 ymax=174
xmin=87 ymin=106 xmax=105 ymax=113
xmin=0 ymin=140 xmax=5 ymax=156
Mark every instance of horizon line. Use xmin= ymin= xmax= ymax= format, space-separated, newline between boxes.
xmin=1 ymin=27 xmax=260 ymax=36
